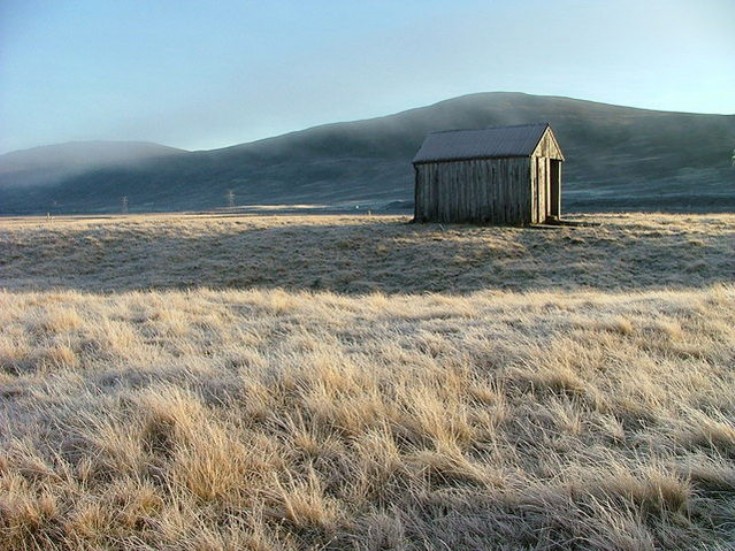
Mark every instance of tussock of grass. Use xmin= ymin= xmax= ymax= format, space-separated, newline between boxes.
xmin=0 ymin=213 xmax=734 ymax=549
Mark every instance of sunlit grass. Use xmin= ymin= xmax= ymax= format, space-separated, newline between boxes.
xmin=0 ymin=213 xmax=733 ymax=550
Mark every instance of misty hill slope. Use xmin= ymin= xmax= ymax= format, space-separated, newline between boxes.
xmin=0 ymin=141 xmax=187 ymax=185
xmin=0 ymin=141 xmax=188 ymax=214
xmin=1 ymin=93 xmax=733 ymax=214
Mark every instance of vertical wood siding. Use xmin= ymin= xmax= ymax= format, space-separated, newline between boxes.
xmin=413 ymin=127 xmax=563 ymax=225
xmin=532 ymin=130 xmax=563 ymax=160
xmin=414 ymin=157 xmax=532 ymax=225
xmin=532 ymin=130 xmax=564 ymax=222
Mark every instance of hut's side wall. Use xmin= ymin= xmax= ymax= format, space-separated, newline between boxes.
xmin=414 ymin=157 xmax=531 ymax=225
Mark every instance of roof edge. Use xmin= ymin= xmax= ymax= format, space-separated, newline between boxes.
xmin=412 ymin=122 xmax=561 ymax=164
xmin=413 ymin=154 xmax=532 ymax=165
xmin=530 ymin=125 xmax=565 ymax=161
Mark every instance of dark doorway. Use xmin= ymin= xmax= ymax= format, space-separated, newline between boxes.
xmin=549 ymin=160 xmax=561 ymax=218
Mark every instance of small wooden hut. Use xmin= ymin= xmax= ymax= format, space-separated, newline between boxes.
xmin=412 ymin=123 xmax=564 ymax=225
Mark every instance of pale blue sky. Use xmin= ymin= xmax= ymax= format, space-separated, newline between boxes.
xmin=1 ymin=0 xmax=733 ymax=154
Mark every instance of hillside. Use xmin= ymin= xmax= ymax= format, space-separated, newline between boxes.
xmin=1 ymin=93 xmax=734 ymax=214
xmin=0 ymin=141 xmax=186 ymax=187
xmin=1 ymin=213 xmax=734 ymax=550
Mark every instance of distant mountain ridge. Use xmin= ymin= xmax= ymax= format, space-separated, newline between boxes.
xmin=1 ymin=92 xmax=733 ymax=215
xmin=0 ymin=141 xmax=187 ymax=186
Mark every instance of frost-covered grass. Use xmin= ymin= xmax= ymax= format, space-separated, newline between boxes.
xmin=1 ymin=212 xmax=732 ymax=294
xmin=0 ymin=213 xmax=733 ymax=550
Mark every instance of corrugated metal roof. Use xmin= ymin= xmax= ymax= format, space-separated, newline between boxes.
xmin=412 ymin=123 xmax=551 ymax=164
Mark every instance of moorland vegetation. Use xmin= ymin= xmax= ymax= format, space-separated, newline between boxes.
xmin=1 ymin=213 xmax=733 ymax=550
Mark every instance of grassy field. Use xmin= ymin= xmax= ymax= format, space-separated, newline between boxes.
xmin=1 ymin=213 xmax=734 ymax=550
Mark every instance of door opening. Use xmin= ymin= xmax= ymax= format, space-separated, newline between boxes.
xmin=549 ymin=159 xmax=561 ymax=219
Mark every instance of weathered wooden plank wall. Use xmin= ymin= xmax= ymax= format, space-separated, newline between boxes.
xmin=531 ymin=130 xmax=564 ymax=222
xmin=532 ymin=130 xmax=564 ymax=159
xmin=415 ymin=157 xmax=531 ymax=225
xmin=413 ymin=127 xmax=563 ymax=225
xmin=535 ymin=157 xmax=547 ymax=224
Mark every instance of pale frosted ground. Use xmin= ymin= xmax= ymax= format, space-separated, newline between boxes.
xmin=0 ymin=213 xmax=733 ymax=550
xmin=1 ymin=212 xmax=731 ymax=293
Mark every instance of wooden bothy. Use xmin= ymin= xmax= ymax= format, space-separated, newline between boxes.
xmin=412 ymin=123 xmax=564 ymax=225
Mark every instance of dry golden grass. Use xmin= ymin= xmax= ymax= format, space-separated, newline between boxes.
xmin=0 ymin=213 xmax=734 ymax=550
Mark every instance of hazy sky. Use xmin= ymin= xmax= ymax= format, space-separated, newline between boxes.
xmin=1 ymin=0 xmax=734 ymax=154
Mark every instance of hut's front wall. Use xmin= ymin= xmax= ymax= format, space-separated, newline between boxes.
xmin=532 ymin=130 xmax=564 ymax=160
xmin=414 ymin=157 xmax=531 ymax=225
xmin=530 ymin=156 xmax=551 ymax=224
xmin=530 ymin=131 xmax=563 ymax=222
